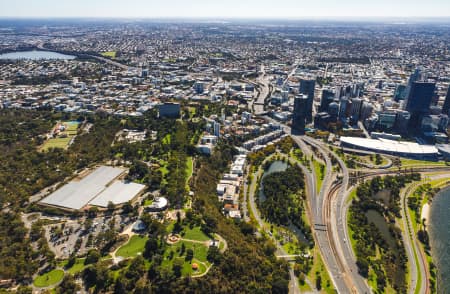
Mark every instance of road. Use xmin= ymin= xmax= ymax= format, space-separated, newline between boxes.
xmin=253 ymin=64 xmax=271 ymax=115
xmin=37 ymin=42 xmax=132 ymax=71
xmin=263 ymin=117 xmax=370 ymax=293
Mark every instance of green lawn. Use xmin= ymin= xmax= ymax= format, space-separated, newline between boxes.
xmin=186 ymin=156 xmax=193 ymax=184
xmin=162 ymin=134 xmax=171 ymax=145
xmin=61 ymin=258 xmax=86 ymax=275
xmin=41 ymin=137 xmax=72 ymax=150
xmin=101 ymin=51 xmax=117 ymax=58
xmin=183 ymin=226 xmax=210 ymax=241
xmin=34 ymin=269 xmax=64 ymax=288
xmin=308 ymin=248 xmax=335 ymax=294
xmin=399 ymin=158 xmax=446 ymax=168
xmin=313 ymin=160 xmax=325 ymax=192
xmin=116 ymin=235 xmax=149 ymax=258
xmin=143 ymin=199 xmax=153 ymax=206
xmin=40 ymin=121 xmax=79 ymax=151
xmin=161 ymin=240 xmax=210 ymax=277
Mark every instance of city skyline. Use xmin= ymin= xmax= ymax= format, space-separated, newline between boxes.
xmin=1 ymin=0 xmax=450 ymax=19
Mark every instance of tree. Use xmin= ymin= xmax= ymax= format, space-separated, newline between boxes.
xmin=271 ymin=276 xmax=289 ymax=294
xmin=107 ymin=201 xmax=115 ymax=212
xmin=356 ymin=258 xmax=369 ymax=278
xmin=87 ymin=206 xmax=99 ymax=218
xmin=172 ymin=259 xmax=183 ymax=277
xmin=315 ymin=275 xmax=322 ymax=290
xmin=185 ymin=248 xmax=194 ymax=262
xmin=56 ymin=274 xmax=79 ymax=294
xmin=84 ymin=249 xmax=100 ymax=265
xmin=144 ymin=238 xmax=159 ymax=259
xmin=206 ymin=246 xmax=222 ymax=264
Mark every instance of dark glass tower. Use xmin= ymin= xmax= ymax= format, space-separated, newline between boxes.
xmin=442 ymin=86 xmax=450 ymax=116
xmin=404 ymin=81 xmax=435 ymax=130
xmin=319 ymin=89 xmax=335 ymax=112
xmin=299 ymin=79 xmax=315 ymax=123
xmin=292 ymin=95 xmax=308 ymax=135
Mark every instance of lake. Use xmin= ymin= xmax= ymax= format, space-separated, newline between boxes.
xmin=0 ymin=50 xmax=75 ymax=60
xmin=429 ymin=187 xmax=450 ymax=293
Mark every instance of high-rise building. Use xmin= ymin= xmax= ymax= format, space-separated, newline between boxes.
xmin=442 ymin=86 xmax=450 ymax=116
xmin=213 ymin=121 xmax=221 ymax=137
xmin=339 ymin=97 xmax=348 ymax=120
xmin=292 ymin=95 xmax=308 ymax=135
xmin=350 ymin=98 xmax=363 ymax=122
xmin=394 ymin=110 xmax=411 ymax=134
xmin=319 ymin=89 xmax=335 ymax=112
xmin=158 ymin=102 xmax=181 ymax=118
xmin=394 ymin=84 xmax=407 ymax=102
xmin=404 ymin=68 xmax=422 ymax=101
xmin=194 ymin=82 xmax=204 ymax=94
xmin=360 ymin=101 xmax=374 ymax=121
xmin=404 ymin=81 xmax=435 ymax=130
xmin=299 ymin=79 xmax=315 ymax=123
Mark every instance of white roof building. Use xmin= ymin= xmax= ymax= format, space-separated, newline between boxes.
xmin=340 ymin=136 xmax=439 ymax=159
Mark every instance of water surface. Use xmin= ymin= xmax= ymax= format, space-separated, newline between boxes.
xmin=0 ymin=50 xmax=75 ymax=60
xmin=429 ymin=187 xmax=450 ymax=293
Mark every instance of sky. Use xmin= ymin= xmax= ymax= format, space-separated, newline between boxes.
xmin=0 ymin=0 xmax=449 ymax=19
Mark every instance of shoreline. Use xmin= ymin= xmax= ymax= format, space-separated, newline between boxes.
xmin=421 ymin=203 xmax=430 ymax=226
xmin=427 ymin=185 xmax=450 ymax=293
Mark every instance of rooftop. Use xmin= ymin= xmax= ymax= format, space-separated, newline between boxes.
xmin=340 ymin=136 xmax=438 ymax=155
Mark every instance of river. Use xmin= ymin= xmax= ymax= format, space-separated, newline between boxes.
xmin=0 ymin=50 xmax=75 ymax=60
xmin=429 ymin=187 xmax=450 ymax=293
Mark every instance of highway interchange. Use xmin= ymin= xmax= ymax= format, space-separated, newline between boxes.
xmin=246 ymin=62 xmax=450 ymax=293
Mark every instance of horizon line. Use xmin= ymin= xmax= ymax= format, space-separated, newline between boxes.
xmin=1 ymin=16 xmax=450 ymax=21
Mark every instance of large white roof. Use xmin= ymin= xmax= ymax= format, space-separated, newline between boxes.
xmin=340 ymin=137 xmax=438 ymax=155
xmin=40 ymin=166 xmax=126 ymax=210
xmin=89 ymin=181 xmax=146 ymax=207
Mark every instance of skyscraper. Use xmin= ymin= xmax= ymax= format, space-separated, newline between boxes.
xmin=319 ymin=88 xmax=335 ymax=112
xmin=299 ymin=79 xmax=315 ymax=123
xmin=292 ymin=95 xmax=308 ymax=135
xmin=442 ymin=85 xmax=450 ymax=116
xmin=350 ymin=98 xmax=363 ymax=122
xmin=404 ymin=81 xmax=435 ymax=130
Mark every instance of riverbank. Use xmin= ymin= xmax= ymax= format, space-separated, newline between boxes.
xmin=429 ymin=186 xmax=450 ymax=293
xmin=421 ymin=203 xmax=430 ymax=226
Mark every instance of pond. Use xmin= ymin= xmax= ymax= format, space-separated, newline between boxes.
xmin=0 ymin=50 xmax=75 ymax=60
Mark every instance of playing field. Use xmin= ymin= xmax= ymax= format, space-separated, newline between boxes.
xmin=33 ymin=269 xmax=64 ymax=288
xmin=40 ymin=121 xmax=79 ymax=151
xmin=116 ymin=235 xmax=148 ymax=258
xmin=101 ymin=51 xmax=117 ymax=58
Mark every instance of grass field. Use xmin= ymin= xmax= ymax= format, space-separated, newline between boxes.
xmin=34 ymin=269 xmax=64 ymax=288
xmin=313 ymin=160 xmax=325 ymax=192
xmin=40 ymin=121 xmax=79 ymax=151
xmin=162 ymin=134 xmax=171 ymax=145
xmin=183 ymin=226 xmax=210 ymax=241
xmin=60 ymin=258 xmax=86 ymax=275
xmin=308 ymin=248 xmax=335 ymax=294
xmin=143 ymin=199 xmax=153 ymax=206
xmin=101 ymin=51 xmax=117 ymax=58
xmin=116 ymin=235 xmax=148 ymax=258
xmin=186 ymin=156 xmax=193 ymax=185
xmin=161 ymin=240 xmax=210 ymax=276
xmin=399 ymin=158 xmax=446 ymax=168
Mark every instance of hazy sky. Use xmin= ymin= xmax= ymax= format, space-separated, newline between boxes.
xmin=1 ymin=0 xmax=449 ymax=18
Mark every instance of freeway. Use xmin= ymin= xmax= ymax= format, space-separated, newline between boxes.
xmin=264 ymin=117 xmax=366 ymax=293
xmin=302 ymin=135 xmax=369 ymax=294
xmin=253 ymin=64 xmax=271 ymax=115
